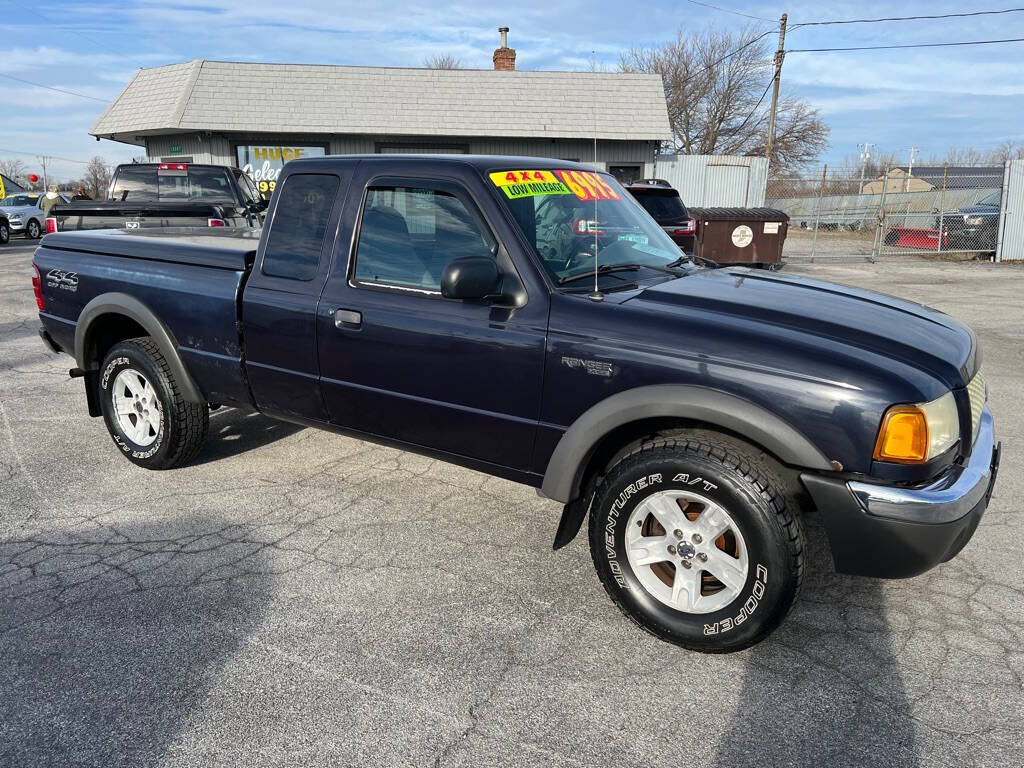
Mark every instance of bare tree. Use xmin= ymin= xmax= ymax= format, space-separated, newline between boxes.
xmin=620 ymin=26 xmax=829 ymax=172
xmin=423 ymin=54 xmax=463 ymax=69
xmin=0 ymin=158 xmax=27 ymax=185
xmin=83 ymin=156 xmax=111 ymax=200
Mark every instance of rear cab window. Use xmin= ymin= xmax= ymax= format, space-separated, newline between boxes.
xmin=111 ymin=167 xmax=158 ymax=201
xmin=261 ymin=173 xmax=340 ymax=280
xmin=158 ymin=167 xmax=235 ymax=203
xmin=110 ymin=165 xmax=239 ymax=203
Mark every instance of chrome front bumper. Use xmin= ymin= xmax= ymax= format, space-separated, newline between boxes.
xmin=848 ymin=406 xmax=998 ymax=525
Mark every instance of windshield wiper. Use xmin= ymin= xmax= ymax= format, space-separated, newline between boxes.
xmin=558 ymin=262 xmax=680 ymax=286
xmin=668 ymin=253 xmax=720 ymax=269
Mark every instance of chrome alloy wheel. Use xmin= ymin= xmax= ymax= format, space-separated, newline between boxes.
xmin=111 ymin=369 xmax=161 ymax=447
xmin=625 ymin=490 xmax=749 ymax=614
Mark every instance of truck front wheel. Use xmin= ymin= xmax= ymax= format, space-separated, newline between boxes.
xmin=98 ymin=338 xmax=208 ymax=469
xmin=588 ymin=437 xmax=804 ymax=653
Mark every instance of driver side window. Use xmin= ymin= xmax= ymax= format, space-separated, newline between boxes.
xmin=353 ymin=183 xmax=496 ymax=292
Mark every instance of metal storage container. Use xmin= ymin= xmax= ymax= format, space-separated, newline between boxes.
xmin=688 ymin=207 xmax=789 ymax=268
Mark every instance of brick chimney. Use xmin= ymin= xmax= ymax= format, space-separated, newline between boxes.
xmin=493 ymin=27 xmax=516 ymax=71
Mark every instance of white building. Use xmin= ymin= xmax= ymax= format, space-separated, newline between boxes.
xmin=91 ymin=33 xmax=672 ymax=189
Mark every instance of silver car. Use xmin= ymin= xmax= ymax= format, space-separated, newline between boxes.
xmin=0 ymin=193 xmax=68 ymax=239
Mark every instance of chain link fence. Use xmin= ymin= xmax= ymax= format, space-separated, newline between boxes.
xmin=766 ymin=165 xmax=1005 ymax=260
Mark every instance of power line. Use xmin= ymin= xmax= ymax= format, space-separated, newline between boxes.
xmin=0 ymin=147 xmax=93 ymax=165
xmin=0 ymin=73 xmax=109 ymax=103
xmin=787 ymin=37 xmax=1024 ymax=53
xmin=683 ymin=0 xmax=776 ymax=23
xmin=728 ymin=75 xmax=776 ymax=141
xmin=792 ymin=7 xmax=1024 ymax=28
xmin=660 ymin=28 xmax=776 ymax=92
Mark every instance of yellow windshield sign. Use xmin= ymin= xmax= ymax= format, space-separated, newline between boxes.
xmin=489 ymin=170 xmax=571 ymax=199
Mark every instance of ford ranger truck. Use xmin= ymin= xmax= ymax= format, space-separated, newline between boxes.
xmin=32 ymin=155 xmax=1000 ymax=653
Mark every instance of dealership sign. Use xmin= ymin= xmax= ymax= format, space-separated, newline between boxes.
xmin=236 ymin=144 xmax=326 ymax=196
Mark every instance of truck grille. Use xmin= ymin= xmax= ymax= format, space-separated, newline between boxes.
xmin=967 ymin=369 xmax=986 ymax=444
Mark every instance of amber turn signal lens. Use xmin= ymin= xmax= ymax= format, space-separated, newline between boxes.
xmin=873 ymin=407 xmax=929 ymax=463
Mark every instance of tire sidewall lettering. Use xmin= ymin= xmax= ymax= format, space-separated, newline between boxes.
xmin=592 ymin=451 xmax=793 ymax=649
xmin=101 ymin=354 xmax=167 ymax=461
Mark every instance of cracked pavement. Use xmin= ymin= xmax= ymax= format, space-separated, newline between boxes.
xmin=1 ymin=240 xmax=1022 ymax=767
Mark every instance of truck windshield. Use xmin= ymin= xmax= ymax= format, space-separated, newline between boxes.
xmin=491 ymin=169 xmax=682 ymax=286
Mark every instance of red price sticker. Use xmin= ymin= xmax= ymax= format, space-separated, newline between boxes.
xmin=553 ymin=170 xmax=620 ymax=201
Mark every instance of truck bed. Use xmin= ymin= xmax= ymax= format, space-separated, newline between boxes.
xmin=34 ymin=228 xmax=258 ymax=409
xmin=42 ymin=228 xmax=260 ymax=271
xmin=49 ymin=200 xmax=256 ymax=233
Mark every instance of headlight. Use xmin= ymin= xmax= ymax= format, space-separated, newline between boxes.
xmin=873 ymin=391 xmax=959 ymax=464
xmin=964 ymin=215 xmax=985 ymax=226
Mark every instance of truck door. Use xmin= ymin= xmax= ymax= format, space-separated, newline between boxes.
xmin=316 ymin=170 xmax=548 ymax=474
xmin=244 ymin=169 xmax=349 ymax=420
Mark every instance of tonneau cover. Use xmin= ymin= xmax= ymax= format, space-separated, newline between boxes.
xmin=41 ymin=227 xmax=260 ymax=271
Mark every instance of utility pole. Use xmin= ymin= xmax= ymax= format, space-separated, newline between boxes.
xmin=36 ymin=155 xmax=49 ymax=190
xmin=765 ymin=13 xmax=788 ymax=165
xmin=905 ymin=146 xmax=918 ymax=192
xmin=858 ymin=142 xmax=874 ymax=195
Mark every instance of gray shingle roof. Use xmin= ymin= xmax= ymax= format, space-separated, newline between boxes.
xmin=92 ymin=59 xmax=671 ymax=142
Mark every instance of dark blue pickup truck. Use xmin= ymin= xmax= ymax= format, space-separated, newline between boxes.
xmin=32 ymin=155 xmax=1000 ymax=652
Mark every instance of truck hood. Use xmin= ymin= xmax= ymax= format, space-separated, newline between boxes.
xmin=628 ymin=268 xmax=977 ymax=386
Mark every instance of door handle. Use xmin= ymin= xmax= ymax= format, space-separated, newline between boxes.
xmin=334 ymin=308 xmax=362 ymax=329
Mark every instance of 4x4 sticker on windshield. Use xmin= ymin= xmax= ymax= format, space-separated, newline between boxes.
xmin=490 ymin=170 xmax=572 ymax=199
xmin=490 ymin=169 xmax=621 ymax=202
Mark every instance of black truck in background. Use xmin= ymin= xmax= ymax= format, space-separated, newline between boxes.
xmin=46 ymin=163 xmax=267 ymax=234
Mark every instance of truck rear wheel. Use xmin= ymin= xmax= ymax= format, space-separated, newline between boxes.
xmin=98 ymin=338 xmax=208 ymax=469
xmin=588 ymin=437 xmax=803 ymax=653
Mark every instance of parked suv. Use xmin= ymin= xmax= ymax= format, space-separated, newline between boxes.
xmin=625 ymin=180 xmax=696 ymax=252
xmin=0 ymin=192 xmax=68 ymax=239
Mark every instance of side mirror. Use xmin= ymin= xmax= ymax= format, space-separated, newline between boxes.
xmin=440 ymin=256 xmax=500 ymax=300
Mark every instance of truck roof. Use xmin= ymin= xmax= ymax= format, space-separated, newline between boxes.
xmin=283 ymin=154 xmax=603 ymax=173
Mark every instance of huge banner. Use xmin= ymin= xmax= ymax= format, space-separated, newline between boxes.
xmin=235 ymin=144 xmax=327 ymax=197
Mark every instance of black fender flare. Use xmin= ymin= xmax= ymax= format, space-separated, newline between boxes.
xmin=543 ymin=385 xmax=833 ymax=548
xmin=74 ymin=292 xmax=204 ymax=403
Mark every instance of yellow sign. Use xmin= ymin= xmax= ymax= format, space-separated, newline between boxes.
xmin=489 ymin=170 xmax=571 ymax=199
xmin=0 ymin=176 xmax=5 ymax=199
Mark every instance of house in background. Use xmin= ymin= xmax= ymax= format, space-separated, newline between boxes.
xmin=89 ymin=29 xmax=672 ymax=188
xmin=862 ymin=165 xmax=1003 ymax=194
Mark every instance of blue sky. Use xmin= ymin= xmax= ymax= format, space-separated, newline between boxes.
xmin=2 ymin=0 xmax=1023 ymax=181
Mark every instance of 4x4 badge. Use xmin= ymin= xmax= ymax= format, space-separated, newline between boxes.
xmin=45 ymin=269 xmax=78 ymax=291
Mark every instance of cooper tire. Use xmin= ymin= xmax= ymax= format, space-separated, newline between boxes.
xmin=589 ymin=437 xmax=803 ymax=653
xmin=98 ymin=337 xmax=208 ymax=469
xmin=27 ymin=219 xmax=41 ymax=239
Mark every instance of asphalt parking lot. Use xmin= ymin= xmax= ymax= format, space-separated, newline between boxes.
xmin=1 ymin=239 xmax=1022 ymax=767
